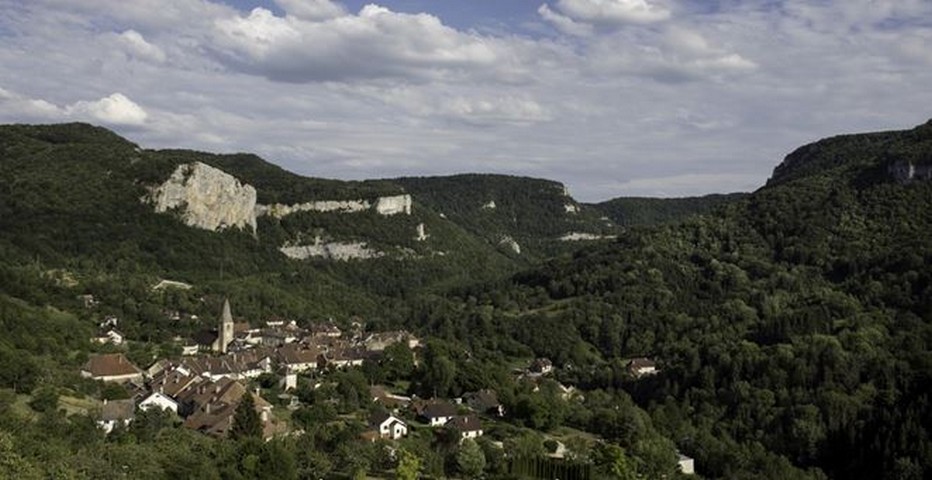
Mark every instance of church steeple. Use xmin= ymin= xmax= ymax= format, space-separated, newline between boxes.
xmin=218 ymin=298 xmax=234 ymax=354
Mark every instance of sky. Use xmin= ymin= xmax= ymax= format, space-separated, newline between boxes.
xmin=1 ymin=0 xmax=931 ymax=201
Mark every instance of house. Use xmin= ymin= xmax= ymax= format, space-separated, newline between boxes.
xmin=81 ymin=353 xmax=144 ymax=383
xmin=370 ymin=385 xmax=411 ymax=411
xmin=363 ymin=330 xmax=420 ymax=352
xmin=464 ymin=389 xmax=504 ymax=417
xmin=447 ymin=415 xmax=483 ymax=440
xmin=91 ymin=328 xmax=124 ymax=346
xmin=417 ymin=400 xmax=458 ymax=427
xmin=528 ymin=358 xmax=553 ymax=375
xmin=678 ymin=453 xmax=695 ymax=475
xmin=309 ymin=322 xmax=342 ymax=338
xmin=178 ymin=379 xmax=276 ymax=438
xmin=181 ymin=349 xmax=274 ymax=381
xmin=319 ymin=347 xmax=366 ymax=369
xmin=148 ymin=366 xmax=200 ymax=399
xmin=627 ymin=357 xmax=659 ymax=378
xmin=370 ymin=411 xmax=408 ymax=440
xmin=276 ymin=344 xmax=321 ymax=372
xmin=97 ymin=399 xmax=135 ymax=433
xmin=138 ymin=391 xmax=179 ymax=413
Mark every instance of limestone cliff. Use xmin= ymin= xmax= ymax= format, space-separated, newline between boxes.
xmin=257 ymin=194 xmax=412 ymax=218
xmin=280 ymin=237 xmax=382 ymax=261
xmin=146 ymin=162 xmax=257 ymax=233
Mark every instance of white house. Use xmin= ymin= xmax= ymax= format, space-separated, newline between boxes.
xmin=627 ymin=357 xmax=659 ymax=378
xmin=98 ymin=399 xmax=135 ymax=433
xmin=419 ymin=401 xmax=458 ymax=427
xmin=678 ymin=453 xmax=695 ymax=475
xmin=92 ymin=328 xmax=124 ymax=346
xmin=139 ymin=391 xmax=179 ymax=414
xmin=447 ymin=415 xmax=483 ymax=440
xmin=371 ymin=412 xmax=408 ymax=440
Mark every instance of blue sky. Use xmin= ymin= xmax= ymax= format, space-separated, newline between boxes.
xmin=1 ymin=0 xmax=931 ymax=200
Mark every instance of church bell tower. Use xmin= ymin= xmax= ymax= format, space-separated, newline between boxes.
xmin=218 ymin=298 xmax=234 ymax=354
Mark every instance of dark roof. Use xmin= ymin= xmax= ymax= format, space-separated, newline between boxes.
xmin=628 ymin=357 xmax=656 ymax=369
xmin=192 ymin=329 xmax=218 ymax=347
xmin=100 ymin=399 xmax=135 ymax=422
xmin=83 ymin=353 xmax=142 ymax=378
xmin=465 ymin=389 xmax=500 ymax=410
xmin=447 ymin=415 xmax=482 ymax=432
xmin=421 ymin=401 xmax=457 ymax=419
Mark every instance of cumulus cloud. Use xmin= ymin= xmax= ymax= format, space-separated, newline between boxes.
xmin=274 ymin=0 xmax=345 ymax=20
xmin=209 ymin=5 xmax=509 ymax=83
xmin=116 ymin=30 xmax=167 ymax=62
xmin=551 ymin=0 xmax=671 ymax=25
xmin=65 ymin=93 xmax=149 ymax=126
xmin=2 ymin=0 xmax=932 ymax=200
xmin=0 ymin=87 xmax=62 ymax=120
xmin=538 ymin=4 xmax=594 ymax=37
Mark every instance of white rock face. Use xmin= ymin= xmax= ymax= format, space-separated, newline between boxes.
xmin=415 ymin=223 xmax=429 ymax=242
xmin=147 ymin=162 xmax=257 ymax=233
xmin=499 ymin=235 xmax=521 ymax=254
xmin=258 ymin=194 xmax=412 ymax=218
xmin=482 ymin=200 xmax=497 ymax=210
xmin=559 ymin=232 xmax=617 ymax=241
xmin=564 ymin=204 xmax=580 ymax=214
xmin=376 ymin=194 xmax=412 ymax=215
xmin=280 ymin=237 xmax=382 ymax=261
xmin=257 ymin=200 xmax=370 ymax=218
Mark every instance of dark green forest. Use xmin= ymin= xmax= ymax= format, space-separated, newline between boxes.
xmin=0 ymin=120 xmax=930 ymax=478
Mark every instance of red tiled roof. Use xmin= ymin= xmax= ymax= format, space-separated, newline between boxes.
xmin=83 ymin=353 xmax=142 ymax=378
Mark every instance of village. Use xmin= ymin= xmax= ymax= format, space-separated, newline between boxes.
xmin=81 ymin=298 xmax=693 ymax=476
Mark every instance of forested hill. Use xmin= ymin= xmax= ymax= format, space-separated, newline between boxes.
xmin=591 ymin=193 xmax=749 ymax=227
xmin=394 ymin=174 xmax=616 ymax=259
xmin=422 ymin=118 xmax=932 ymax=478
xmin=0 ymin=123 xmax=620 ymax=328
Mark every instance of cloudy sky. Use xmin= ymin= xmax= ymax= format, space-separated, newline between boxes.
xmin=1 ymin=0 xmax=931 ymax=201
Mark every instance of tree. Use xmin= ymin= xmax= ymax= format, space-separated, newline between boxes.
xmin=456 ymin=439 xmax=486 ymax=479
xmin=231 ymin=393 xmax=262 ymax=440
xmin=395 ymin=448 xmax=421 ymax=480
xmin=592 ymin=443 xmax=636 ymax=480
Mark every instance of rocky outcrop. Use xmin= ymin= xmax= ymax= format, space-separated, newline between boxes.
xmin=889 ymin=160 xmax=932 ymax=184
xmin=376 ymin=194 xmax=412 ymax=215
xmin=256 ymin=200 xmax=369 ymax=217
xmin=146 ymin=162 xmax=257 ymax=233
xmin=559 ymin=232 xmax=616 ymax=241
xmin=499 ymin=235 xmax=521 ymax=254
xmin=482 ymin=200 xmax=497 ymax=210
xmin=280 ymin=237 xmax=383 ymax=261
xmin=415 ymin=223 xmax=429 ymax=242
xmin=258 ymin=194 xmax=412 ymax=218
xmin=564 ymin=204 xmax=580 ymax=214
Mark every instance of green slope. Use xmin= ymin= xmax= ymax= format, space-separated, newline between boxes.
xmin=395 ymin=119 xmax=932 ymax=479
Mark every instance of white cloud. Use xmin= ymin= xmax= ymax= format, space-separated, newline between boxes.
xmin=552 ymin=0 xmax=671 ymax=25
xmin=538 ymin=4 xmax=594 ymax=37
xmin=65 ymin=93 xmax=149 ymax=126
xmin=0 ymin=87 xmax=62 ymax=120
xmin=274 ymin=0 xmax=345 ymax=20
xmin=2 ymin=0 xmax=932 ymax=201
xmin=116 ymin=30 xmax=166 ymax=62
xmin=209 ymin=5 xmax=511 ymax=83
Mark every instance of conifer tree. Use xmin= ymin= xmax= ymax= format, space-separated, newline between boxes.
xmin=231 ymin=393 xmax=262 ymax=440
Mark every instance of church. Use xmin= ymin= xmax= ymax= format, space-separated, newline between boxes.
xmin=193 ymin=298 xmax=236 ymax=354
